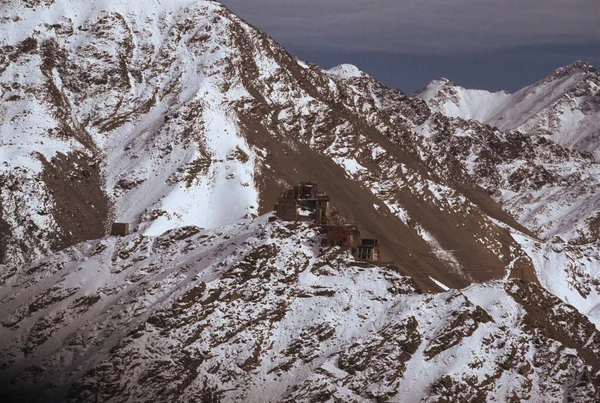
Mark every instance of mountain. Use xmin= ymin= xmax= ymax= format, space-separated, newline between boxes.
xmin=415 ymin=78 xmax=511 ymax=122
xmin=2 ymin=0 xmax=600 ymax=401
xmin=2 ymin=216 xmax=600 ymax=402
xmin=416 ymin=61 xmax=600 ymax=158
xmin=0 ymin=0 xmax=537 ymax=293
xmin=415 ymin=63 xmax=600 ymax=325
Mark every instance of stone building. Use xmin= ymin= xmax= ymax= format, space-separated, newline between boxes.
xmin=274 ymin=181 xmax=380 ymax=262
xmin=356 ymin=239 xmax=380 ymax=261
xmin=324 ymin=226 xmax=380 ymax=262
xmin=275 ymin=182 xmax=331 ymax=225
xmin=322 ymin=225 xmax=360 ymax=247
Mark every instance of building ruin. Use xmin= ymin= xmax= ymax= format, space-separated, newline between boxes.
xmin=274 ymin=182 xmax=331 ymax=225
xmin=322 ymin=225 xmax=360 ymax=248
xmin=356 ymin=238 xmax=380 ymax=261
xmin=274 ymin=182 xmax=380 ymax=262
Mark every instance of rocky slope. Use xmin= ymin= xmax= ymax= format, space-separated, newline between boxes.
xmin=0 ymin=0 xmax=537 ymax=292
xmin=2 ymin=216 xmax=600 ymax=402
xmin=415 ymin=63 xmax=600 ymax=326
xmin=417 ymin=61 xmax=600 ymax=158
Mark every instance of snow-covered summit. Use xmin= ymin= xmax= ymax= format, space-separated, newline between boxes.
xmin=417 ymin=61 xmax=600 ymax=158
xmin=0 ymin=0 xmax=215 ymax=43
xmin=411 ymin=61 xmax=600 ymax=329
xmin=415 ymin=78 xmax=510 ymax=122
xmin=0 ymin=0 xmax=264 ymax=267
xmin=326 ymin=63 xmax=365 ymax=80
xmin=545 ymin=60 xmax=596 ymax=81
xmin=484 ymin=62 xmax=595 ymax=131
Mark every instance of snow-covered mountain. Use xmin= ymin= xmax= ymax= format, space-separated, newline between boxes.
xmin=417 ymin=61 xmax=600 ymax=158
xmin=415 ymin=63 xmax=600 ymax=327
xmin=2 ymin=216 xmax=600 ymax=402
xmin=415 ymin=78 xmax=510 ymax=123
xmin=0 ymin=0 xmax=539 ymax=294
xmin=3 ymin=0 xmax=600 ymax=401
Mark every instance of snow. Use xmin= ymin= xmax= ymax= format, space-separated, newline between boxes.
xmin=1 ymin=214 xmax=592 ymax=401
xmin=429 ymin=276 xmax=450 ymax=291
xmin=487 ymin=72 xmax=586 ymax=131
xmin=413 ymin=64 xmax=600 ymax=331
xmin=418 ymin=65 xmax=600 ymax=158
xmin=415 ymin=224 xmax=466 ymax=279
xmin=0 ymin=59 xmax=76 ymax=172
xmin=333 ymin=156 xmax=366 ymax=177
xmin=511 ymin=232 xmax=600 ymax=328
xmin=326 ymin=64 xmax=364 ymax=80
xmin=18 ymin=0 xmax=261 ymax=235
xmin=463 ymin=282 xmax=519 ymax=324
xmin=139 ymin=102 xmax=259 ymax=235
xmin=0 ymin=0 xmax=207 ymax=44
xmin=298 ymin=206 xmax=312 ymax=217
xmin=416 ymin=78 xmax=510 ymax=122
xmin=2 ymin=2 xmax=600 ymax=398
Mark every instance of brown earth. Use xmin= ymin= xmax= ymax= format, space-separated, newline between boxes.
xmin=38 ymin=151 xmax=110 ymax=252
xmin=240 ymin=110 xmax=534 ymax=292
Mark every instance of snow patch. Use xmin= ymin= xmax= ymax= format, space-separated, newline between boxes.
xmin=326 ymin=64 xmax=364 ymax=80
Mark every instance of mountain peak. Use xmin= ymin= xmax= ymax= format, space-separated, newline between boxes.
xmin=436 ymin=77 xmax=457 ymax=86
xmin=414 ymin=77 xmax=510 ymax=122
xmin=566 ymin=60 xmax=595 ymax=72
xmin=0 ymin=0 xmax=219 ymax=43
xmin=326 ymin=64 xmax=365 ymax=80
xmin=414 ymin=78 xmax=457 ymax=98
xmin=546 ymin=60 xmax=596 ymax=82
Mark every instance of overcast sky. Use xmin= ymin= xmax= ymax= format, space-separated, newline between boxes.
xmin=221 ymin=0 xmax=600 ymax=94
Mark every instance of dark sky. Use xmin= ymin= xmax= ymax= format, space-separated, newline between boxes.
xmin=220 ymin=0 xmax=600 ymax=95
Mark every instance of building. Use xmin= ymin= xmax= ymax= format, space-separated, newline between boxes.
xmin=274 ymin=181 xmax=380 ymax=262
xmin=274 ymin=196 xmax=298 ymax=221
xmin=322 ymin=225 xmax=380 ymax=262
xmin=275 ymin=182 xmax=331 ymax=225
xmin=322 ymin=225 xmax=360 ymax=247
xmin=356 ymin=239 xmax=380 ymax=261
xmin=111 ymin=223 xmax=130 ymax=236
xmin=323 ymin=226 xmax=380 ymax=262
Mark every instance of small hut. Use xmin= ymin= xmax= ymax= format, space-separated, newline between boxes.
xmin=111 ymin=223 xmax=130 ymax=236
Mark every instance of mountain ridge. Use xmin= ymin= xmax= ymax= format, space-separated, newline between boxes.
xmin=2 ymin=216 xmax=600 ymax=402
xmin=416 ymin=60 xmax=600 ymax=158
xmin=0 ymin=0 xmax=538 ymax=292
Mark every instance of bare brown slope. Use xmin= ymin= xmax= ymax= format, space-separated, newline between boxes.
xmin=0 ymin=38 xmax=111 ymax=267
xmin=239 ymin=107 xmax=533 ymax=291
xmin=39 ymin=152 xmax=110 ymax=253
xmin=241 ymin=117 xmax=440 ymax=290
xmin=221 ymin=16 xmax=535 ymax=290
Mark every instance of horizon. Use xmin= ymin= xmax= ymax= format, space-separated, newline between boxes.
xmin=221 ymin=1 xmax=600 ymax=95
